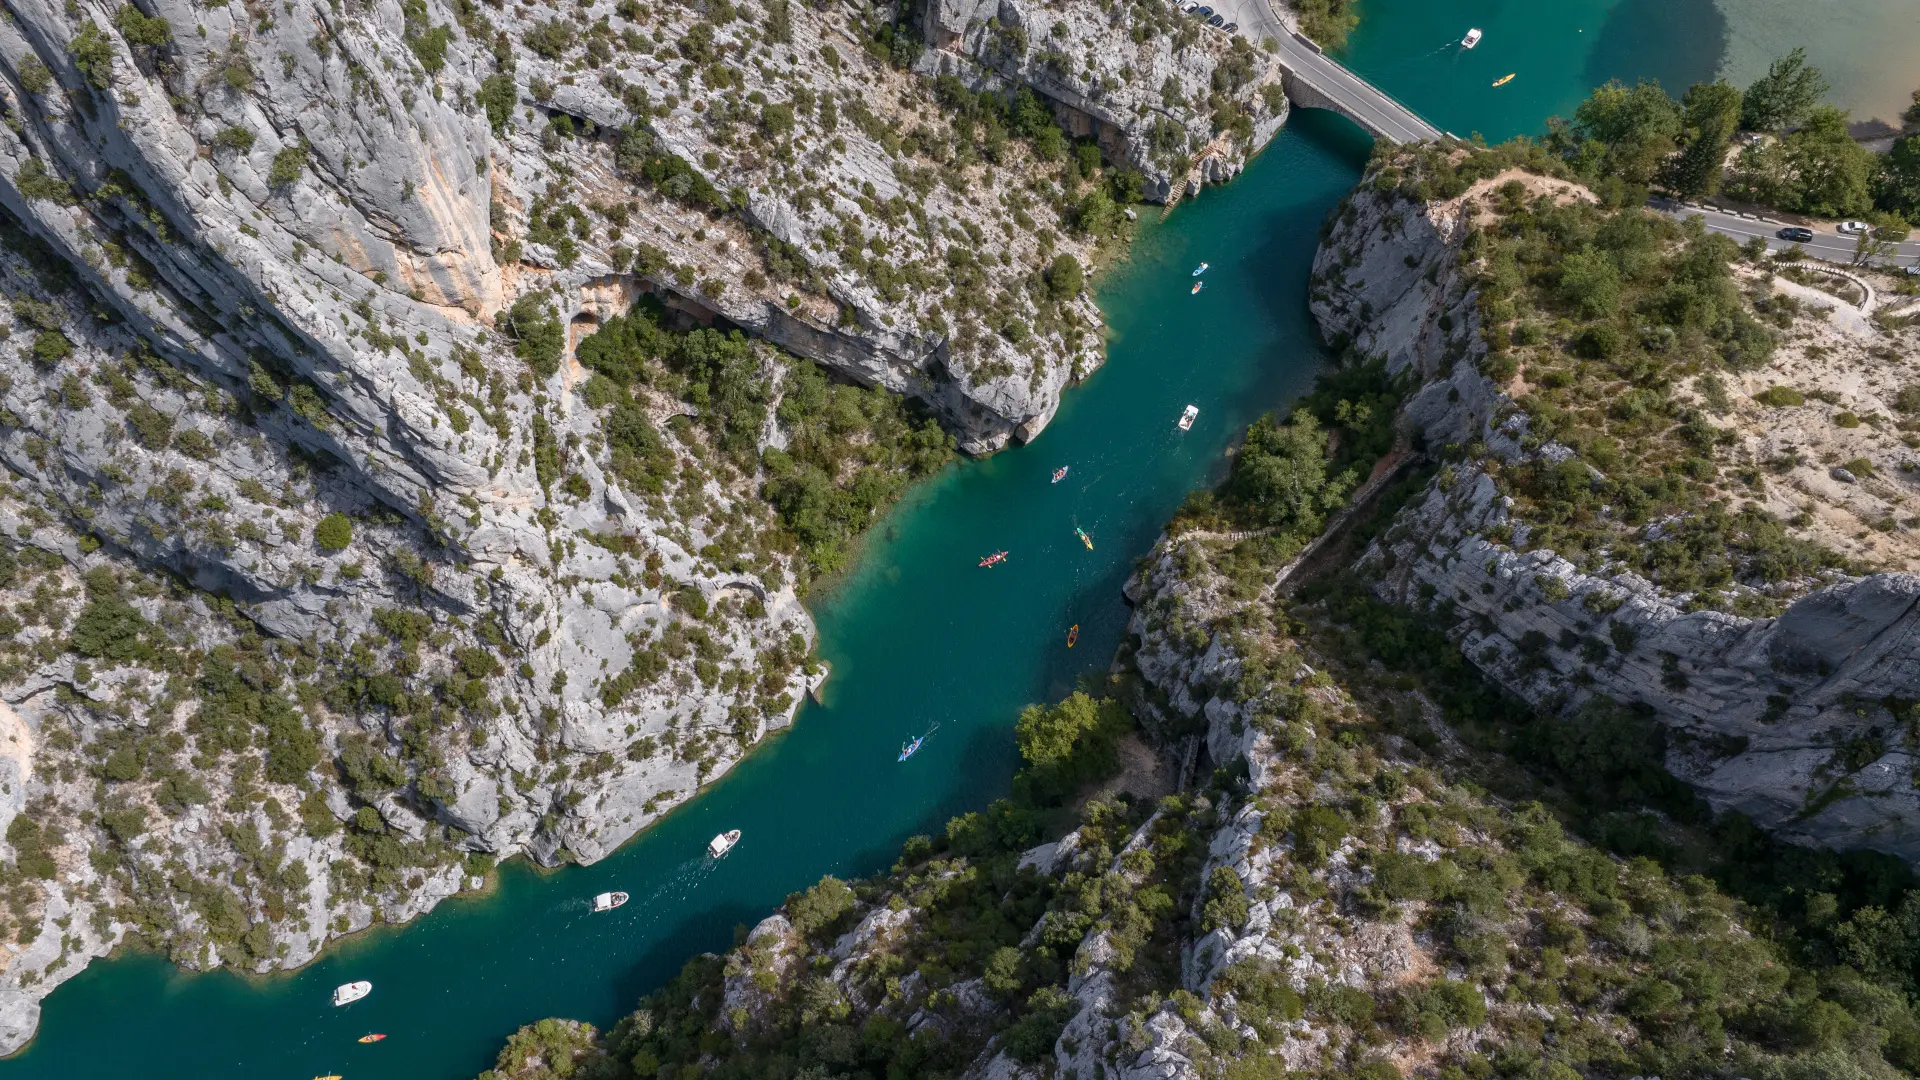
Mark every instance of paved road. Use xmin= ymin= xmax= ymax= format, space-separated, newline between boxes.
xmin=1198 ymin=0 xmax=1442 ymax=144
xmin=1654 ymin=199 xmax=1920 ymax=271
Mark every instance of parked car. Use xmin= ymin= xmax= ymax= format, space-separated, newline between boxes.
xmin=1207 ymin=13 xmax=1224 ymax=25
xmin=1224 ymin=21 xmax=1238 ymax=31
xmin=1905 ymin=265 xmax=1920 ymax=277
xmin=1777 ymin=226 xmax=1815 ymax=243
xmin=1837 ymin=220 xmax=1872 ymax=235
xmin=1192 ymin=5 xmax=1211 ymax=15
xmin=1180 ymin=2 xmax=1197 ymax=10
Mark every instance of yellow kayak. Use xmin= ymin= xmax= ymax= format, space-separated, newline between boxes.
xmin=1492 ymin=73 xmax=1515 ymax=87
xmin=315 ymin=1075 xmax=343 ymax=1080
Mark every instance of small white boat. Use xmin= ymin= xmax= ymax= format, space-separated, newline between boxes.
xmin=708 ymin=829 xmax=741 ymax=858
xmin=1177 ymin=404 xmax=1199 ymax=431
xmin=1461 ymin=27 xmax=1482 ymax=48
xmin=332 ymin=980 xmax=372 ymax=1007
xmin=592 ymin=891 xmax=629 ymax=912
xmin=1191 ymin=262 xmax=1209 ymax=276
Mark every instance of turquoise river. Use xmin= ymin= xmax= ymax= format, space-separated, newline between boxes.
xmin=8 ymin=2 xmax=1913 ymax=1077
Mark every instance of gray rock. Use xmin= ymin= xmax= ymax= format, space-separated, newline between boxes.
xmin=1316 ymin=176 xmax=1920 ymax=864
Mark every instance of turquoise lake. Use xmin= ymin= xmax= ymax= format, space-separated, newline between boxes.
xmin=7 ymin=1 xmax=1901 ymax=1076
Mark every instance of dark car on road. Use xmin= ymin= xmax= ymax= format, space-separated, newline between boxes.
xmin=1777 ymin=226 xmax=1815 ymax=243
xmin=1207 ymin=13 xmax=1224 ymax=25
xmin=1192 ymin=5 xmax=1211 ymax=14
xmin=1224 ymin=21 xmax=1238 ymax=31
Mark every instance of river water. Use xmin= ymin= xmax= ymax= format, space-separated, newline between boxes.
xmin=9 ymin=3 xmax=1907 ymax=1077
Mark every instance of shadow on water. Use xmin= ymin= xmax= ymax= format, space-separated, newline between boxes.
xmin=603 ymin=903 xmax=767 ymax=1019
xmin=1581 ymin=0 xmax=1726 ymax=98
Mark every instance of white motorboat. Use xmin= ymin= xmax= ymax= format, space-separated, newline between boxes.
xmin=1177 ymin=405 xmax=1199 ymax=431
xmin=708 ymin=829 xmax=742 ymax=858
xmin=592 ymin=891 xmax=629 ymax=912
xmin=332 ymin=980 xmax=372 ymax=1007
xmin=1461 ymin=28 xmax=1482 ymax=48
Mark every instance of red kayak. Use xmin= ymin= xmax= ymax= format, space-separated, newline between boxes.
xmin=979 ymin=550 xmax=1007 ymax=568
xmin=359 ymin=1034 xmax=387 ymax=1044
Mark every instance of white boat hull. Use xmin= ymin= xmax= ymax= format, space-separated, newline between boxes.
xmin=592 ymin=891 xmax=629 ymax=912
xmin=332 ymin=981 xmax=372 ymax=1007
xmin=708 ymin=830 xmax=741 ymax=858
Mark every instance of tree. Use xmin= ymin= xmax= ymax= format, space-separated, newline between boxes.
xmin=1567 ymin=79 xmax=1683 ymax=186
xmin=1784 ymin=106 xmax=1874 ymax=218
xmin=1013 ymin=692 xmax=1129 ymax=804
xmin=112 ymin=4 xmax=171 ymax=47
xmin=505 ymin=296 xmax=564 ymax=380
xmin=1875 ymin=134 xmax=1920 ymax=218
xmin=784 ymin=875 xmax=855 ymax=937
xmin=477 ymin=74 xmax=516 ymax=136
xmin=1045 ymin=253 xmax=1083 ymax=299
xmin=1014 ymin=691 xmax=1103 ymax=767
xmin=268 ymin=146 xmax=308 ymax=187
xmin=69 ymin=22 xmax=114 ymax=89
xmin=1662 ymin=80 xmax=1742 ymax=198
xmin=1225 ymin=409 xmax=1338 ymax=533
xmin=1740 ymin=48 xmax=1828 ymax=132
xmin=1557 ymin=247 xmax=1622 ymax=317
xmin=480 ymin=1018 xmax=606 ymax=1080
xmin=314 ymin=512 xmax=353 ymax=550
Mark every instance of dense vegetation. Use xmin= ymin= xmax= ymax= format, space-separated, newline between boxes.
xmin=1298 ymin=568 xmax=1920 ymax=1080
xmin=572 ymin=294 xmax=953 ymax=589
xmin=1371 ymin=140 xmax=1850 ymax=611
xmin=1541 ymin=49 xmax=1918 ymax=235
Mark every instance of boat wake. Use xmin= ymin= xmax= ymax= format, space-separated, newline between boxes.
xmin=559 ymin=856 xmax=715 ymax=920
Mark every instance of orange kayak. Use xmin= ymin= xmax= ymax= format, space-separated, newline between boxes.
xmin=358 ymin=1034 xmax=386 ymax=1044
xmin=1066 ymin=624 xmax=1079 ymax=648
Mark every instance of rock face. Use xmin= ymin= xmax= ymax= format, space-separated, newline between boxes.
xmin=1313 ymin=169 xmax=1920 ymax=862
xmin=0 ymin=0 xmax=1166 ymax=1046
xmin=505 ymin=0 xmax=1114 ymax=452
xmin=921 ymin=0 xmax=1289 ymax=199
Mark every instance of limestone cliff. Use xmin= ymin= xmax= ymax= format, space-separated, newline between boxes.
xmin=0 ymin=0 xmax=1158 ymax=1048
xmin=1311 ymin=159 xmax=1920 ymax=864
xmin=921 ymin=0 xmax=1289 ymax=199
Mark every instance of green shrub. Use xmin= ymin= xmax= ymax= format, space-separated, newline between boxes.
xmin=29 ymin=328 xmax=73 ymax=365
xmin=267 ymin=146 xmax=308 ymax=187
xmin=16 ymin=57 xmax=51 ymax=95
xmin=15 ymin=158 xmax=76 ymax=205
xmin=1202 ymin=865 xmax=1250 ymax=932
xmin=505 ymin=296 xmax=564 ymax=380
xmin=524 ymin=19 xmax=576 ymax=58
xmin=113 ymin=4 xmax=172 ymax=46
xmin=1046 ymin=252 xmax=1084 ymax=299
xmin=477 ymin=74 xmax=517 ymax=135
xmin=784 ymin=875 xmax=854 ymax=937
xmin=70 ymin=22 xmax=114 ymax=89
xmin=1755 ymin=385 xmax=1805 ymax=407
xmin=211 ymin=125 xmax=255 ymax=153
xmin=314 ymin=512 xmax=353 ymax=550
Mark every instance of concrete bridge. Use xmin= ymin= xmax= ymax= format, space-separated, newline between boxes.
xmin=1273 ymin=31 xmax=1443 ymax=144
xmin=1213 ymin=0 xmax=1444 ymax=144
